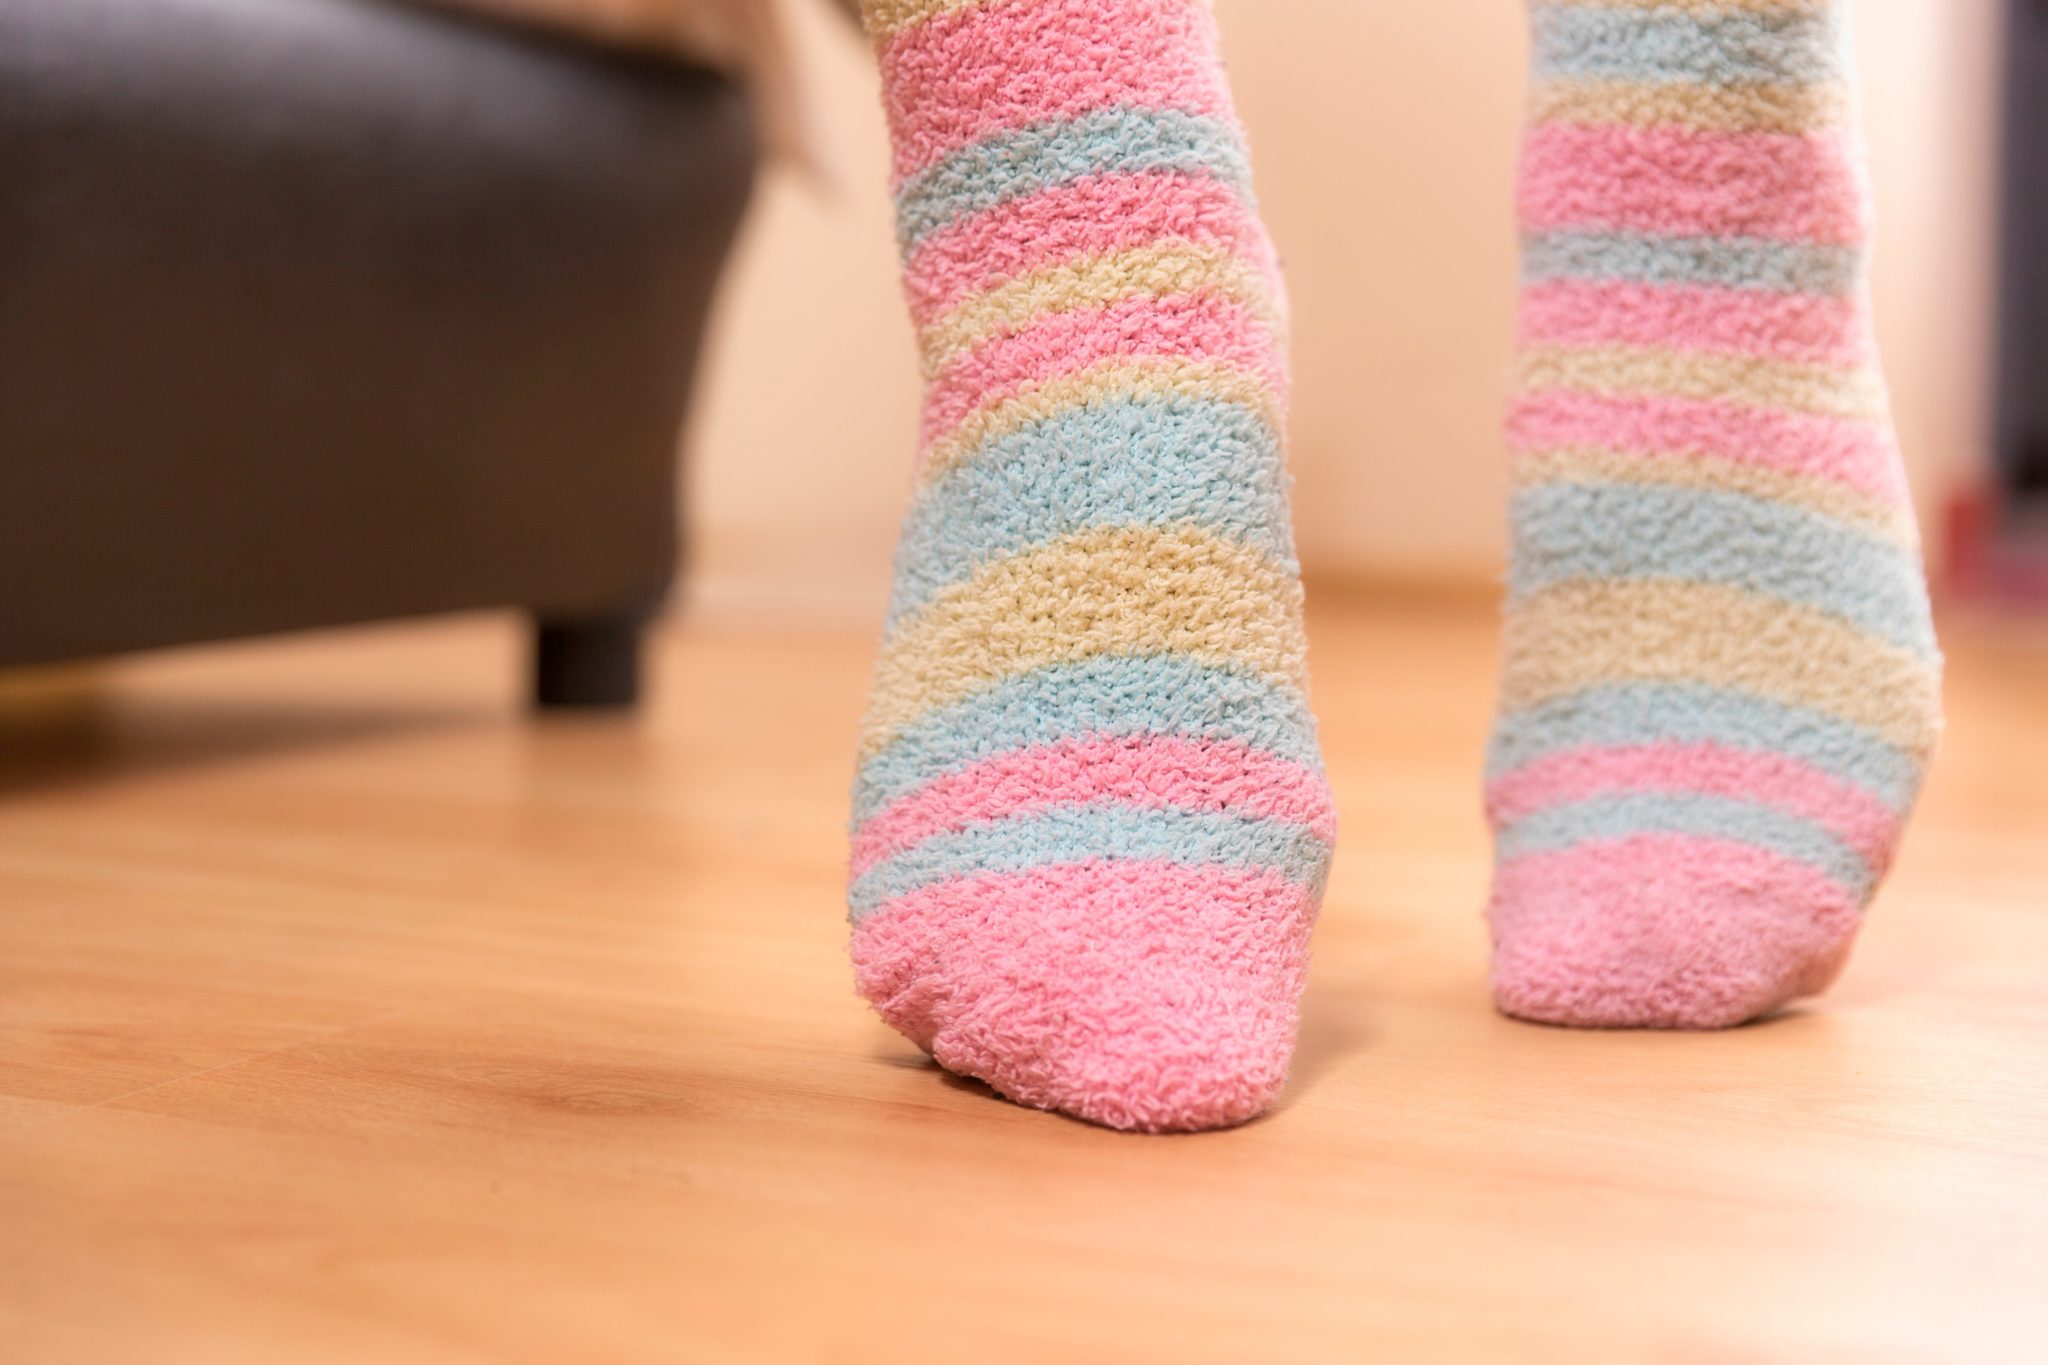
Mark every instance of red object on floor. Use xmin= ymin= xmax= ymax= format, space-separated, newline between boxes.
xmin=1944 ymin=487 xmax=2048 ymax=605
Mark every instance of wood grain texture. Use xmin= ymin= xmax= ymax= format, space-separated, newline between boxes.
xmin=3 ymin=595 xmax=2045 ymax=1363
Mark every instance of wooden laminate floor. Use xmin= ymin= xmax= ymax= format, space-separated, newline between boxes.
xmin=3 ymin=594 xmax=2045 ymax=1363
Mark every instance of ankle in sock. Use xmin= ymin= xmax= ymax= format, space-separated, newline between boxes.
xmin=845 ymin=0 xmax=1332 ymax=1130
xmin=1486 ymin=0 xmax=1943 ymax=1028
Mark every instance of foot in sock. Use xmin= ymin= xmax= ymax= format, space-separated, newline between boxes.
xmin=1486 ymin=0 xmax=1943 ymax=1028
xmin=844 ymin=0 xmax=1332 ymax=1131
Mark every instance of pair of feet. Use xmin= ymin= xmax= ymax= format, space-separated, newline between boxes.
xmin=841 ymin=0 xmax=1942 ymax=1131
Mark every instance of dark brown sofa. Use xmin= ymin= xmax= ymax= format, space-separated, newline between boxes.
xmin=0 ymin=0 xmax=757 ymax=705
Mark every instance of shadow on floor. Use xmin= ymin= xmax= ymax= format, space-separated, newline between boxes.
xmin=0 ymin=683 xmax=495 ymax=798
xmin=1280 ymin=985 xmax=1374 ymax=1106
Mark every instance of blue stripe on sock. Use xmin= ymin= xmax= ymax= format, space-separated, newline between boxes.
xmin=1530 ymin=5 xmax=1846 ymax=87
xmin=852 ymin=655 xmax=1320 ymax=826
xmin=883 ymin=396 xmax=1293 ymax=633
xmin=1494 ymin=789 xmax=1873 ymax=899
xmin=847 ymin=801 xmax=1331 ymax=921
xmin=893 ymin=107 xmax=1253 ymax=255
xmin=1508 ymin=482 xmax=1938 ymax=657
xmin=1486 ymin=681 xmax=1923 ymax=812
xmin=1520 ymin=230 xmax=1861 ymax=295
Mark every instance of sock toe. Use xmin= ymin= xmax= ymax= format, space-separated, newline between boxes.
xmin=1488 ymin=836 xmax=1862 ymax=1029
xmin=850 ymin=859 xmax=1318 ymax=1132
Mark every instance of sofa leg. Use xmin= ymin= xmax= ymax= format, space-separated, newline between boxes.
xmin=532 ymin=615 xmax=644 ymax=709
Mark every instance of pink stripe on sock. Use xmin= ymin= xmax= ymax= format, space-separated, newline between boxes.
xmin=1506 ymin=390 xmax=1907 ymax=504
xmin=879 ymin=0 xmax=1235 ymax=186
xmin=919 ymin=291 xmax=1286 ymax=452
xmin=1485 ymin=742 xmax=1901 ymax=874
xmin=1518 ymin=280 xmax=1875 ymax=367
xmin=849 ymin=734 xmax=1335 ymax=878
xmin=1519 ymin=124 xmax=1867 ymax=244
xmin=903 ymin=171 xmax=1276 ymax=328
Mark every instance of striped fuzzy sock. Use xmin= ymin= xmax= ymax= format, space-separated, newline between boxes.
xmin=1488 ymin=0 xmax=1943 ymax=1027
xmin=844 ymin=0 xmax=1332 ymax=1130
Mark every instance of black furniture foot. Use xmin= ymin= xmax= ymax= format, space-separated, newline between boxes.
xmin=533 ymin=616 xmax=644 ymax=709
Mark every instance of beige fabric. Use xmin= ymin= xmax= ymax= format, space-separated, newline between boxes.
xmin=411 ymin=0 xmax=857 ymax=167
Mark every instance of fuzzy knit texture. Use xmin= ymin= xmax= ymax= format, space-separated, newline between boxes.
xmin=845 ymin=0 xmax=1331 ymax=1131
xmin=1488 ymin=0 xmax=1943 ymax=1028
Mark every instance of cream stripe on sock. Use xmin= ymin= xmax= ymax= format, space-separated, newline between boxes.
xmin=917 ymin=242 xmax=1283 ymax=379
xmin=1499 ymin=578 xmax=1941 ymax=754
xmin=1518 ymin=344 xmax=1889 ymax=421
xmin=860 ymin=523 xmax=1307 ymax=757
xmin=1529 ymin=78 xmax=1850 ymax=134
